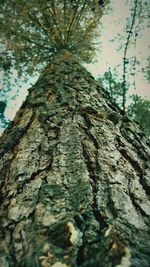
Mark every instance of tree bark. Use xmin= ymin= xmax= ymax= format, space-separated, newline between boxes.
xmin=0 ymin=50 xmax=150 ymax=267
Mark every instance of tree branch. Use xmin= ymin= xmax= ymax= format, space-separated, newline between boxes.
xmin=28 ymin=11 xmax=49 ymax=37
xmin=10 ymin=30 xmax=50 ymax=51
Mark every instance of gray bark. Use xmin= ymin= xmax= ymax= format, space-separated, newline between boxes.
xmin=0 ymin=50 xmax=150 ymax=267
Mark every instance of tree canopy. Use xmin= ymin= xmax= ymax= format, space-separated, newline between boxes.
xmin=0 ymin=0 xmax=108 ymax=76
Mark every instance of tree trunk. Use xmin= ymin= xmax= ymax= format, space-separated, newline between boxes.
xmin=0 ymin=50 xmax=150 ymax=267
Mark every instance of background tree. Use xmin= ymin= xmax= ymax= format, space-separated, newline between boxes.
xmin=145 ymin=56 xmax=150 ymax=83
xmin=98 ymin=68 xmax=126 ymax=108
xmin=128 ymin=95 xmax=150 ymax=136
xmin=97 ymin=0 xmax=150 ymax=137
xmin=99 ymin=70 xmax=150 ymax=137
xmin=0 ymin=48 xmax=13 ymax=129
xmin=122 ymin=0 xmax=138 ymax=112
xmin=97 ymin=0 xmax=149 ymax=111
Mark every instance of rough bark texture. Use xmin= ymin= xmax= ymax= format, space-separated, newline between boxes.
xmin=0 ymin=50 xmax=150 ymax=267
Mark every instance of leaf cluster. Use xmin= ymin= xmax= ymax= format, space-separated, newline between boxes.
xmin=0 ymin=0 xmax=108 ymax=75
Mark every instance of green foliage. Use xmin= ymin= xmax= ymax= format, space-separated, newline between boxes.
xmin=98 ymin=69 xmax=125 ymax=109
xmin=0 ymin=47 xmax=28 ymax=117
xmin=0 ymin=101 xmax=6 ymax=116
xmin=0 ymin=101 xmax=10 ymax=129
xmin=146 ymin=56 xmax=150 ymax=83
xmin=0 ymin=0 xmax=108 ymax=76
xmin=0 ymin=47 xmax=15 ymax=126
xmin=128 ymin=95 xmax=150 ymax=136
xmin=99 ymin=71 xmax=150 ymax=137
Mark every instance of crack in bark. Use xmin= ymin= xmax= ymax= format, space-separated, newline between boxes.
xmin=12 ymin=160 xmax=53 ymax=198
xmin=129 ymin=191 xmax=148 ymax=219
xmin=139 ymin=175 xmax=150 ymax=195
xmin=0 ymin=111 xmax=35 ymax=196
xmin=81 ymin=143 xmax=107 ymax=231
xmin=73 ymin=215 xmax=85 ymax=266
xmin=119 ymin=147 xmax=143 ymax=174
xmin=79 ymin=113 xmax=107 ymax=232
xmin=121 ymin=128 xmax=150 ymax=161
xmin=76 ymin=116 xmax=109 ymax=265
xmin=106 ymin=186 xmax=118 ymax=219
xmin=0 ymin=110 xmax=35 ymax=157
xmin=80 ymin=113 xmax=100 ymax=149
xmin=2 ymin=222 xmax=17 ymax=266
xmin=76 ymin=244 xmax=85 ymax=266
xmin=115 ymin=135 xmax=150 ymax=198
xmin=116 ymin=135 xmax=144 ymax=174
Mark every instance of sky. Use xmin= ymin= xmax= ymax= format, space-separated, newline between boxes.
xmin=1 ymin=0 xmax=150 ymax=133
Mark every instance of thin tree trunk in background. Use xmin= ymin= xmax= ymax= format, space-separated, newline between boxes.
xmin=0 ymin=50 xmax=150 ymax=267
xmin=122 ymin=0 xmax=138 ymax=112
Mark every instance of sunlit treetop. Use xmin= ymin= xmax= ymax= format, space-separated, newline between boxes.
xmin=0 ymin=0 xmax=108 ymax=75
